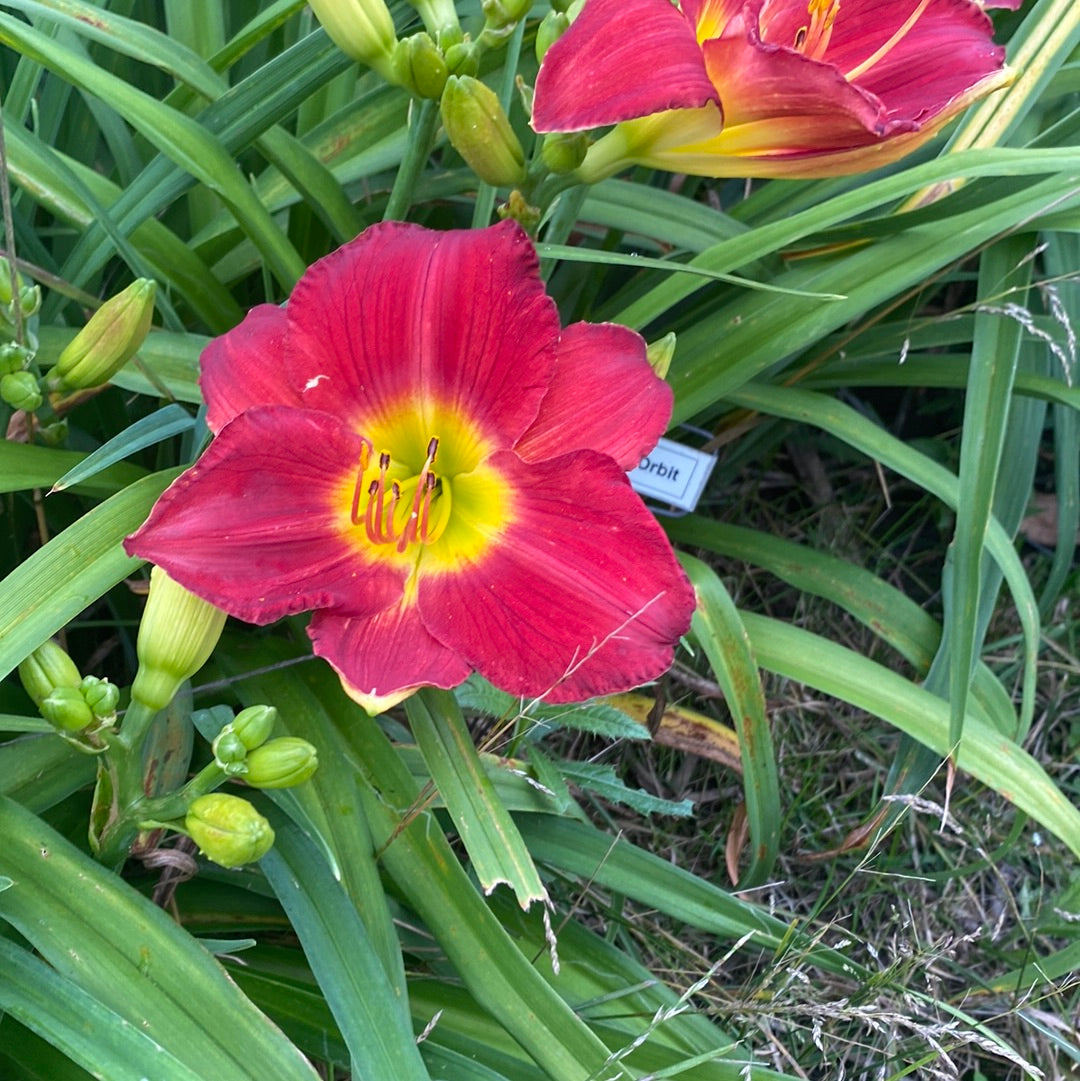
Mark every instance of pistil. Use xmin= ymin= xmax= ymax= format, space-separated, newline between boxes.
xmin=844 ymin=0 xmax=931 ymax=82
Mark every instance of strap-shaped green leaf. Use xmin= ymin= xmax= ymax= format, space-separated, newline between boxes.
xmin=0 ymin=796 xmax=321 ymax=1081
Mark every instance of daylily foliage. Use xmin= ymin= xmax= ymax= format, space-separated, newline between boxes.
xmin=126 ymin=222 xmax=694 ymax=714
xmin=532 ymin=0 xmax=1019 ymax=179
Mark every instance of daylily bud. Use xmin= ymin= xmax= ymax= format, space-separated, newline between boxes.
xmin=0 ymin=256 xmax=16 ymax=305
xmin=184 ymin=793 xmax=274 ymax=868
xmin=50 ymin=279 xmax=155 ymax=392
xmin=406 ymin=0 xmax=461 ymax=42
xmin=40 ymin=686 xmax=94 ymax=733
xmin=646 ymin=333 xmax=676 ymax=380
xmin=17 ymin=284 xmax=41 ymax=320
xmin=443 ymin=41 xmax=479 ymax=77
xmin=1 ymin=370 xmax=43 ymax=412
xmin=232 ymin=704 xmax=278 ymax=751
xmin=307 ymin=0 xmax=398 ymax=80
xmin=212 ymin=728 xmax=248 ymax=771
xmin=0 ymin=341 xmax=34 ymax=376
xmin=392 ymin=32 xmax=448 ymax=99
xmin=18 ymin=640 xmax=83 ymax=708
xmin=535 ymin=9 xmax=569 ymax=61
xmin=37 ymin=420 xmax=68 ymax=446
xmin=79 ymin=676 xmax=120 ymax=719
xmin=441 ymin=76 xmax=526 ymax=187
xmin=541 ymin=132 xmax=588 ymax=174
xmin=130 ymin=566 xmax=228 ymax=712
xmin=483 ymin=0 xmax=531 ymax=27
xmin=242 ymin=737 xmax=319 ymax=789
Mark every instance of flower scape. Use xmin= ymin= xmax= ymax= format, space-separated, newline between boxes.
xmin=126 ymin=221 xmax=695 ymax=714
xmin=532 ymin=0 xmax=1019 ymax=179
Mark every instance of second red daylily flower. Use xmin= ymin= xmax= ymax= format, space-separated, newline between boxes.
xmin=125 ymin=221 xmax=694 ymax=713
xmin=532 ymin=0 xmax=1018 ymax=180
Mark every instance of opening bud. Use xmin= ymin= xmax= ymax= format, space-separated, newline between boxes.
xmin=1 ymin=370 xmax=43 ymax=412
xmin=392 ymin=32 xmax=448 ymax=99
xmin=130 ymin=566 xmax=228 ymax=712
xmin=307 ymin=0 xmax=398 ymax=81
xmin=0 ymin=341 xmax=35 ymax=376
xmin=50 ymin=279 xmax=156 ymax=392
xmin=535 ymin=10 xmax=570 ymax=63
xmin=242 ymin=737 xmax=319 ymax=789
xmin=441 ymin=75 xmax=526 ymax=188
xmin=40 ymin=686 xmax=94 ymax=733
xmin=18 ymin=640 xmax=83 ymax=708
xmin=646 ymin=333 xmax=677 ymax=380
xmin=79 ymin=676 xmax=120 ymax=720
xmin=232 ymin=705 xmax=278 ymax=751
xmin=184 ymin=793 xmax=274 ymax=868
xmin=541 ymin=132 xmax=588 ymax=175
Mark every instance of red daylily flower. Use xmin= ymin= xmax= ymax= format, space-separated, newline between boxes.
xmin=125 ymin=222 xmax=695 ymax=713
xmin=532 ymin=0 xmax=1018 ymax=180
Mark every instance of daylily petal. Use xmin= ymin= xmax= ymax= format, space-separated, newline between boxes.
xmin=284 ymin=220 xmax=559 ymax=450
xmin=125 ymin=406 xmax=404 ymax=624
xmin=308 ymin=600 xmax=471 ymax=715
xmin=808 ymin=0 xmax=1006 ymax=123
xmin=418 ymin=450 xmax=694 ymax=703
xmin=200 ymin=305 xmax=300 ymax=435
xmin=701 ymin=36 xmax=888 ymax=138
xmin=682 ymin=0 xmax=745 ymax=39
xmin=515 ymin=322 xmax=672 ymax=471
xmin=532 ymin=0 xmax=719 ymax=133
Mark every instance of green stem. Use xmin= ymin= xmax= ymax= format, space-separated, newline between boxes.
xmin=383 ymin=98 xmax=440 ymax=222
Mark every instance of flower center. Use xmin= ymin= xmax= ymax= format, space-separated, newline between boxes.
xmin=792 ymin=0 xmax=839 ymax=59
xmin=351 ymin=436 xmax=452 ymax=553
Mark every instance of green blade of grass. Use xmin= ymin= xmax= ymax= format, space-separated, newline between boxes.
xmin=0 ymin=939 xmax=208 ymax=1081
xmin=678 ymin=553 xmax=779 ymax=887
xmin=947 ymin=234 xmax=1034 ymax=748
xmin=0 ymin=468 xmax=180 ymax=683
xmin=51 ymin=404 xmax=195 ymax=493
xmin=725 ymin=381 xmax=1039 ymax=738
xmin=0 ymin=441 xmax=146 ymax=497
xmin=407 ymin=686 xmax=549 ymax=908
xmin=0 ymin=12 xmax=306 ymax=290
xmin=740 ymin=613 xmax=1080 ymax=859
xmin=260 ymin=817 xmax=431 ymax=1081
xmin=0 ymin=796 xmax=321 ymax=1081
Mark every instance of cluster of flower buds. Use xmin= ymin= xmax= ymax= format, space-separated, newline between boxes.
xmin=18 ymin=640 xmax=120 ymax=737
xmin=175 ymin=707 xmax=317 ymax=868
xmin=211 ymin=705 xmax=319 ymax=789
xmin=307 ymin=0 xmax=537 ymax=191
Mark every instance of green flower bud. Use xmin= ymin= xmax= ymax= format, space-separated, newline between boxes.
xmin=1 ymin=370 xmax=43 ymax=412
xmin=307 ymin=0 xmax=398 ymax=80
xmin=392 ymin=32 xmax=448 ymax=99
xmin=184 ymin=793 xmax=274 ymax=868
xmin=443 ymin=41 xmax=479 ymax=77
xmin=406 ymin=0 xmax=461 ymax=42
xmin=37 ymin=420 xmax=68 ymax=446
xmin=0 ymin=256 xmax=17 ymax=305
xmin=441 ymin=76 xmax=526 ymax=188
xmin=0 ymin=341 xmax=34 ymax=376
xmin=646 ymin=332 xmax=677 ymax=380
xmin=17 ymin=284 xmax=41 ymax=320
xmin=535 ymin=10 xmax=569 ymax=63
xmin=541 ymin=132 xmax=588 ymax=174
xmin=130 ymin=566 xmax=228 ymax=712
xmin=79 ymin=676 xmax=120 ymax=720
xmin=232 ymin=705 xmax=278 ymax=751
xmin=40 ymin=686 xmax=94 ymax=733
xmin=50 ymin=279 xmax=156 ymax=392
xmin=242 ymin=737 xmax=319 ymax=789
xmin=212 ymin=729 xmax=248 ymax=770
xmin=18 ymin=640 xmax=83 ymax=708
xmin=482 ymin=0 xmax=531 ymax=29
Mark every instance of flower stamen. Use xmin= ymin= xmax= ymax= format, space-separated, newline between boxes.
xmin=844 ymin=0 xmax=931 ymax=82
xmin=794 ymin=0 xmax=840 ymax=59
